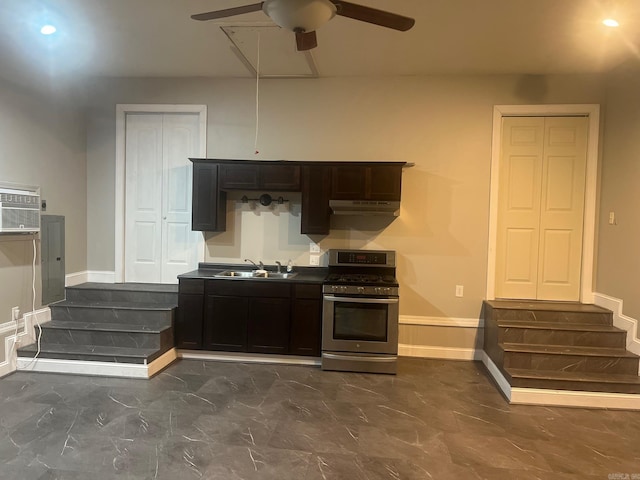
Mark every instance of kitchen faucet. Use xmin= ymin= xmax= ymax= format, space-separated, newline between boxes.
xmin=275 ymin=261 xmax=282 ymax=273
xmin=244 ymin=259 xmax=264 ymax=270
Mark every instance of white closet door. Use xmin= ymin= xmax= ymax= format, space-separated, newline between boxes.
xmin=125 ymin=114 xmax=163 ymax=283
xmin=125 ymin=113 xmax=201 ymax=283
xmin=495 ymin=116 xmax=588 ymax=301
xmin=161 ymin=113 xmax=201 ymax=283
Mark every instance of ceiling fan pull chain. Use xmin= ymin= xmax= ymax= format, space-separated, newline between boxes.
xmin=254 ymin=31 xmax=261 ymax=155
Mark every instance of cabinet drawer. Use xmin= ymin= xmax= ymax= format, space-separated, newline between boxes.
xmin=179 ymin=278 xmax=204 ymax=294
xmin=294 ymin=283 xmax=322 ymax=299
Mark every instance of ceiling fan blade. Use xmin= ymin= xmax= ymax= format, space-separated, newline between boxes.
xmin=191 ymin=3 xmax=264 ymax=21
xmin=331 ymin=1 xmax=415 ymax=31
xmin=295 ymin=30 xmax=318 ymax=51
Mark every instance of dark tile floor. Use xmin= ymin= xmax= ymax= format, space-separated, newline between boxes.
xmin=1 ymin=358 xmax=639 ymax=479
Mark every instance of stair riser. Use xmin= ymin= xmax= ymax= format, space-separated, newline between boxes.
xmin=504 ymin=351 xmax=639 ymax=375
xmin=17 ymin=350 xmax=148 ymax=364
xmin=50 ymin=305 xmax=173 ymax=326
xmin=509 ymin=377 xmax=640 ymax=394
xmin=500 ymin=327 xmax=626 ymax=349
xmin=65 ymin=289 xmax=178 ymax=304
xmin=38 ymin=327 xmax=173 ymax=350
xmin=492 ymin=309 xmax=612 ymax=325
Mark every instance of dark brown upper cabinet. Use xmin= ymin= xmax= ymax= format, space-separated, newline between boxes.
xmin=331 ymin=165 xmax=402 ymax=201
xmin=190 ymin=159 xmax=406 ymax=234
xmin=192 ymin=161 xmax=226 ymax=232
xmin=301 ymin=165 xmax=332 ymax=235
xmin=219 ymin=164 xmax=300 ymax=191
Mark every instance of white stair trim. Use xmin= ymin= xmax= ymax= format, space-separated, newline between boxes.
xmin=16 ymin=348 xmax=178 ymax=379
xmin=593 ymin=292 xmax=640 ymax=366
xmin=0 ymin=307 xmax=51 ymax=378
xmin=480 ymin=351 xmax=640 ymax=410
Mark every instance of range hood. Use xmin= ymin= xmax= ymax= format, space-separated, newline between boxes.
xmin=329 ymin=200 xmax=400 ymax=216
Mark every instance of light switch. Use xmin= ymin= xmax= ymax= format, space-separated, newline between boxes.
xmin=309 ymin=255 xmax=320 ymax=266
xmin=309 ymin=242 xmax=321 ymax=253
xmin=609 ymin=211 xmax=616 ymax=225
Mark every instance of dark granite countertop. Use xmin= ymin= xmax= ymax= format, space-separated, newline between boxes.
xmin=178 ymin=263 xmax=328 ymax=284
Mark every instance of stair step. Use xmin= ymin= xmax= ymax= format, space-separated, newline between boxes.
xmin=17 ymin=343 xmax=165 ymax=364
xmin=65 ymin=282 xmax=178 ymax=304
xmin=50 ymin=301 xmax=175 ymax=326
xmin=35 ymin=320 xmax=173 ymax=350
xmin=506 ymin=368 xmax=640 ymax=394
xmin=501 ymin=343 xmax=636 ymax=357
xmin=52 ymin=300 xmax=177 ymax=310
xmin=43 ymin=320 xmax=170 ymax=334
xmin=498 ymin=322 xmax=626 ymax=348
xmin=486 ymin=300 xmax=613 ymax=325
xmin=501 ymin=342 xmax=639 ymax=375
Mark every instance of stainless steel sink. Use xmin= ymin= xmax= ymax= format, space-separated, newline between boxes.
xmin=214 ymin=270 xmax=298 ymax=279
xmin=214 ymin=270 xmax=256 ymax=278
xmin=261 ymin=272 xmax=298 ymax=279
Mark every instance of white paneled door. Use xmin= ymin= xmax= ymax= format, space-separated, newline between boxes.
xmin=125 ymin=113 xmax=201 ymax=283
xmin=495 ymin=116 xmax=588 ymax=301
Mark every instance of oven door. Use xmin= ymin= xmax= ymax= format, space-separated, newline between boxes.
xmin=322 ymin=295 xmax=399 ymax=355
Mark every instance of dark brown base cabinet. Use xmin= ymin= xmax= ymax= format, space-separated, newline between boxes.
xmin=290 ymin=284 xmax=323 ymax=356
xmin=176 ymin=279 xmax=205 ymax=349
xmin=204 ymin=295 xmax=248 ymax=351
xmin=248 ymin=297 xmax=290 ymax=354
xmin=176 ymin=278 xmax=322 ymax=357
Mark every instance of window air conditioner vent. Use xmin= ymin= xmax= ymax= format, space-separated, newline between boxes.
xmin=0 ymin=186 xmax=40 ymax=233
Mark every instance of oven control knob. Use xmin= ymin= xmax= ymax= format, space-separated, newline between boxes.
xmin=357 ymin=286 xmax=365 ymax=294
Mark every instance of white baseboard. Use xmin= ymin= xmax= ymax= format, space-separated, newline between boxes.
xmin=593 ymin=292 xmax=640 ymax=360
xmin=16 ymin=348 xmax=178 ymax=379
xmin=399 ymin=344 xmax=481 ymax=360
xmin=0 ymin=307 xmax=51 ymax=378
xmin=178 ymin=350 xmax=321 ymax=366
xmin=480 ymin=351 xmax=640 ymax=410
xmin=399 ymin=315 xmax=483 ymax=328
xmin=65 ymin=270 xmax=116 ymax=286
xmin=398 ymin=315 xmax=483 ymax=360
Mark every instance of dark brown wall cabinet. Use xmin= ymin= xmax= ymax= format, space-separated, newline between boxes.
xmin=176 ymin=278 xmax=322 ymax=357
xmin=301 ymin=165 xmax=332 ymax=235
xmin=192 ymin=162 xmax=226 ymax=232
xmin=190 ymin=159 xmax=405 ymax=235
xmin=331 ymin=165 xmax=402 ymax=201
xmin=219 ymin=164 xmax=301 ymax=191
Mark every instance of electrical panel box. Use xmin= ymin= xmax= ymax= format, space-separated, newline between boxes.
xmin=0 ymin=184 xmax=40 ymax=233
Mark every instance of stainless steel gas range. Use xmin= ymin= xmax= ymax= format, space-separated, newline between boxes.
xmin=321 ymin=249 xmax=399 ymax=374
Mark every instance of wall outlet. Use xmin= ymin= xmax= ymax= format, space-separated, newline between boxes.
xmin=309 ymin=255 xmax=320 ymax=266
xmin=455 ymin=285 xmax=464 ymax=297
xmin=12 ymin=306 xmax=20 ymax=321
xmin=609 ymin=211 xmax=616 ymax=225
xmin=309 ymin=242 xmax=321 ymax=254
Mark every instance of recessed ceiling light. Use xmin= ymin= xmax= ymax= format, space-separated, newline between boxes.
xmin=602 ymin=18 xmax=620 ymax=27
xmin=40 ymin=24 xmax=57 ymax=35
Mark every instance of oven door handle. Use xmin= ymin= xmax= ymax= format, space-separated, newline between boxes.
xmin=323 ymin=295 xmax=399 ymax=304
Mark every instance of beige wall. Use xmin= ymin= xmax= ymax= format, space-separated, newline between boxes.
xmin=0 ymin=76 xmax=87 ymax=356
xmin=597 ymin=61 xmax=640 ymax=320
xmin=85 ymin=74 xmax=605 ymax=320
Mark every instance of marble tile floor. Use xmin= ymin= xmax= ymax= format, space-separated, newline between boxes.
xmin=1 ymin=357 xmax=639 ymax=480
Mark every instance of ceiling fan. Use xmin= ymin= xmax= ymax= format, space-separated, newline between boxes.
xmin=191 ymin=0 xmax=415 ymax=51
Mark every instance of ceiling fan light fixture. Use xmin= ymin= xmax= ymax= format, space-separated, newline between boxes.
xmin=263 ymin=0 xmax=336 ymax=32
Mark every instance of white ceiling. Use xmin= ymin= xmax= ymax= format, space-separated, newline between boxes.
xmin=1 ymin=0 xmax=640 ymax=81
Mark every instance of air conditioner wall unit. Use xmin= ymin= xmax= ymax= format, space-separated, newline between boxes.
xmin=0 ymin=184 xmax=41 ymax=234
